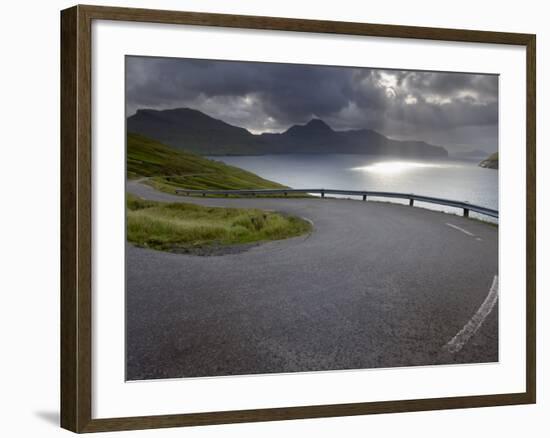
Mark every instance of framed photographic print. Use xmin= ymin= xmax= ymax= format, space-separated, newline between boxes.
xmin=60 ymin=4 xmax=536 ymax=433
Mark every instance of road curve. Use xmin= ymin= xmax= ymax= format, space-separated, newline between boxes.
xmin=126 ymin=180 xmax=498 ymax=380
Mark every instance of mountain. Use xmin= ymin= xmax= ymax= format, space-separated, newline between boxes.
xmin=127 ymin=107 xmax=448 ymax=158
xmin=479 ymin=152 xmax=498 ymax=169
xmin=260 ymin=119 xmax=343 ymax=154
xmin=127 ymin=108 xmax=267 ymax=155
xmin=339 ymin=129 xmax=447 ymax=157
xmin=277 ymin=118 xmax=338 ymax=151
xmin=261 ymin=120 xmax=447 ymax=157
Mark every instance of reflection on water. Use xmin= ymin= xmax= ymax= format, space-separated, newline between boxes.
xmin=351 ymin=161 xmax=453 ymax=175
xmin=212 ymin=154 xmax=498 ymax=220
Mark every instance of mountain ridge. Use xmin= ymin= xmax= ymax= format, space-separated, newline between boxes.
xmin=127 ymin=107 xmax=448 ymax=158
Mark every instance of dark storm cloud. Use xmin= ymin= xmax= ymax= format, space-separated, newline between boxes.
xmin=126 ymin=57 xmax=351 ymax=127
xmin=126 ymin=56 xmax=499 ymax=151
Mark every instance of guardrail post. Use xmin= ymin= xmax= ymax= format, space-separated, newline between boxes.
xmin=463 ymin=208 xmax=469 ymax=217
xmin=363 ymin=195 xmax=367 ymax=201
xmin=321 ymin=189 xmax=325 ymax=198
xmin=409 ymin=198 xmax=414 ymax=207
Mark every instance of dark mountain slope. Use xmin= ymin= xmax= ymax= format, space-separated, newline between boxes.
xmin=127 ymin=108 xmax=267 ymax=155
xmin=128 ymin=107 xmax=448 ymax=157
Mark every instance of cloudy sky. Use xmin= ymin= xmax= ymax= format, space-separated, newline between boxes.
xmin=126 ymin=56 xmax=498 ymax=153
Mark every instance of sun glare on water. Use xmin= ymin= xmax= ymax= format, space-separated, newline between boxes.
xmin=351 ymin=161 xmax=444 ymax=175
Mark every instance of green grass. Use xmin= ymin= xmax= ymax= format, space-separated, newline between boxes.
xmin=126 ymin=133 xmax=311 ymax=252
xmin=127 ymin=132 xmax=295 ymax=195
xmin=479 ymin=151 xmax=498 ymax=169
xmin=127 ymin=194 xmax=312 ymax=252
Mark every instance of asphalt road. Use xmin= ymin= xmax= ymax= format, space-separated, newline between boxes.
xmin=126 ymin=180 xmax=498 ymax=380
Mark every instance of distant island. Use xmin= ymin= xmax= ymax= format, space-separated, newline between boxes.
xmin=127 ymin=107 xmax=449 ymax=158
xmin=479 ymin=152 xmax=499 ymax=169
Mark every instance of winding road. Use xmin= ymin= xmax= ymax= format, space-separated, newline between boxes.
xmin=126 ymin=180 xmax=498 ymax=380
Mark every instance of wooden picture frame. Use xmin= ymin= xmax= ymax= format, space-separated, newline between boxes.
xmin=61 ymin=4 xmax=536 ymax=433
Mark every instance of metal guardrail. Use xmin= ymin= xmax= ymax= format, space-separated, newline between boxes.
xmin=174 ymin=188 xmax=499 ymax=219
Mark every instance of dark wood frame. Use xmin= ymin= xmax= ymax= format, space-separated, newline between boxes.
xmin=61 ymin=4 xmax=536 ymax=433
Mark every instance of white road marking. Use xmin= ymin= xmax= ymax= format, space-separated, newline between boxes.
xmin=444 ymin=275 xmax=499 ymax=353
xmin=446 ymin=223 xmax=475 ymax=237
xmin=302 ymin=217 xmax=315 ymax=227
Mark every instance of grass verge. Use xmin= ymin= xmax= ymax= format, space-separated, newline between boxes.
xmin=127 ymin=194 xmax=312 ymax=252
xmin=127 ymin=133 xmax=308 ymax=197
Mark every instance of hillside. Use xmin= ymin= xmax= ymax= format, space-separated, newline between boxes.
xmin=479 ymin=152 xmax=499 ymax=169
xmin=127 ymin=133 xmax=289 ymax=193
xmin=261 ymin=119 xmax=448 ymax=157
xmin=128 ymin=108 xmax=267 ymax=155
xmin=127 ymin=107 xmax=448 ymax=158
